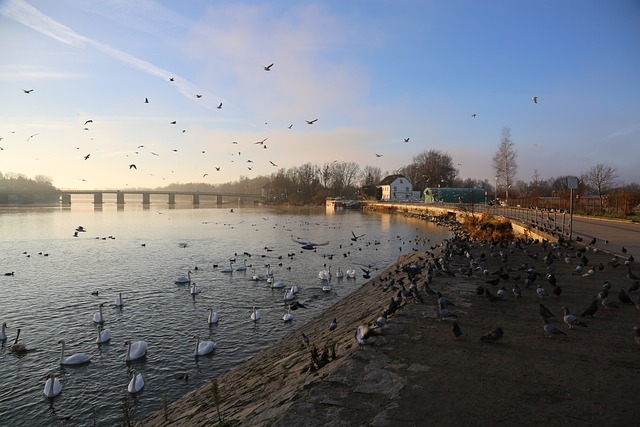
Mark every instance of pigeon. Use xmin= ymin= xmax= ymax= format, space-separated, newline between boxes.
xmin=451 ymin=321 xmax=462 ymax=340
xmin=542 ymin=318 xmax=567 ymax=338
xmin=437 ymin=291 xmax=455 ymax=307
xmin=536 ymin=286 xmax=548 ymax=298
xmin=618 ymin=289 xmax=633 ymax=305
xmin=480 ymin=327 xmax=503 ymax=342
xmin=539 ymin=304 xmax=555 ymax=319
xmin=552 ymin=285 xmax=562 ymax=297
xmin=355 ymin=325 xmax=374 ymax=346
xmin=629 ymin=281 xmax=640 ymax=293
xmin=580 ymin=298 xmax=598 ymax=317
xmin=329 ymin=318 xmax=337 ymax=331
xmin=561 ymin=306 xmax=588 ymax=329
xmin=438 ymin=303 xmax=457 ymax=319
xmin=302 ymin=333 xmax=309 ymax=346
xmin=512 ymin=284 xmax=522 ymax=298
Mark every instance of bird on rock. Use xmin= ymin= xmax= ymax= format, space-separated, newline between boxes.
xmin=542 ymin=317 xmax=567 ymax=338
xmin=562 ymin=306 xmax=588 ymax=329
xmin=355 ymin=325 xmax=374 ymax=346
xmin=329 ymin=318 xmax=337 ymax=331
xmin=480 ymin=327 xmax=503 ymax=343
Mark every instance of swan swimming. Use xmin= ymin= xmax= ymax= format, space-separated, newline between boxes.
xmin=96 ymin=325 xmax=111 ymax=344
xmin=283 ymin=308 xmax=293 ymax=322
xmin=335 ymin=267 xmax=345 ymax=279
xmin=93 ymin=303 xmax=105 ymax=323
xmin=194 ymin=335 xmax=216 ymax=356
xmin=124 ymin=340 xmax=147 ymax=361
xmin=43 ymin=373 xmax=62 ymax=398
xmin=9 ymin=328 xmax=26 ymax=353
xmin=190 ymin=282 xmax=201 ymax=295
xmin=346 ymin=268 xmax=356 ymax=279
xmin=207 ymin=308 xmax=219 ymax=325
xmin=250 ymin=268 xmax=261 ymax=281
xmin=0 ymin=322 xmax=6 ymax=341
xmin=127 ymin=370 xmax=144 ymax=394
xmin=318 ymin=266 xmax=331 ymax=281
xmin=251 ymin=306 xmax=261 ymax=321
xmin=234 ymin=260 xmax=247 ymax=272
xmin=220 ymin=261 xmax=234 ymax=273
xmin=175 ymin=270 xmax=192 ymax=284
xmin=271 ymin=277 xmax=286 ymax=289
xmin=114 ymin=292 xmax=124 ymax=307
xmin=59 ymin=340 xmax=91 ymax=365
xmin=284 ymin=287 xmax=295 ymax=301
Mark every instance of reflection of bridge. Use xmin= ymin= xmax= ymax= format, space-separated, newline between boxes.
xmin=55 ymin=190 xmax=263 ymax=205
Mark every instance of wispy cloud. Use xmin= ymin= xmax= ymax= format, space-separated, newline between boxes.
xmin=0 ymin=0 xmax=216 ymax=107
xmin=605 ymin=123 xmax=640 ymax=140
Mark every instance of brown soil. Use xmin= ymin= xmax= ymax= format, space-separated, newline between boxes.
xmin=141 ymin=238 xmax=640 ymax=427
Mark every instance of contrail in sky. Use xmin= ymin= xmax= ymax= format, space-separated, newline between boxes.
xmin=0 ymin=0 xmax=216 ymax=107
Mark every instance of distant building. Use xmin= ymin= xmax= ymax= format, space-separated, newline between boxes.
xmin=377 ymin=174 xmax=414 ymax=201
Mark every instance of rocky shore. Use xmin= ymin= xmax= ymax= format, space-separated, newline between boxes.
xmin=141 ymin=231 xmax=640 ymax=426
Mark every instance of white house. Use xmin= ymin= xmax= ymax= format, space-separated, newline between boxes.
xmin=377 ymin=174 xmax=414 ymax=201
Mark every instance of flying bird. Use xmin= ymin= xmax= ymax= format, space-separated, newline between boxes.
xmin=288 ymin=124 xmax=293 ymax=129
xmin=351 ymin=231 xmax=365 ymax=242
xmin=471 ymin=113 xmax=477 ymax=118
xmin=84 ymin=120 xmax=93 ymax=125
xmin=306 ymin=119 xmax=318 ymax=125
xmin=170 ymin=121 xmax=176 ymax=125
xmin=195 ymin=94 xmax=203 ymax=98
xmin=144 ymin=98 xmax=149 ymax=103
xmin=264 ymin=63 xmax=274 ymax=71
xmin=404 ymin=137 xmax=410 ymax=142
xmin=215 ymin=167 xmax=220 ymax=171
xmin=23 ymin=89 xmax=34 ymax=93
xmin=291 ymin=235 xmax=329 ymax=250
xmin=203 ymin=173 xmax=209 ymax=178
xmin=375 ymin=153 xmax=383 ymax=157
xmin=532 ymin=96 xmax=538 ymax=104
xmin=26 ymin=133 xmax=39 ymax=142
xmin=129 ymin=164 xmax=137 ymax=170
xmin=84 ymin=154 xmax=90 ymax=160
xmin=270 ymin=161 xmax=278 ymax=167
xmin=255 ymin=137 xmax=269 ymax=145
xmin=217 ymin=102 xmax=222 ymax=109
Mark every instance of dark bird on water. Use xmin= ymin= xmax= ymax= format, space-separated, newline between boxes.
xmin=480 ymin=327 xmax=503 ymax=342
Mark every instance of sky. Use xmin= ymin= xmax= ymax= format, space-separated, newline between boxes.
xmin=0 ymin=0 xmax=639 ymax=190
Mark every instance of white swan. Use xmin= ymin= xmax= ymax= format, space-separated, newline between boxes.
xmin=59 ymin=340 xmax=91 ymax=365
xmin=175 ymin=270 xmax=192 ymax=284
xmin=251 ymin=306 xmax=261 ymax=321
xmin=271 ymin=277 xmax=286 ymax=289
xmin=283 ymin=308 xmax=293 ymax=322
xmin=207 ymin=308 xmax=219 ymax=325
xmin=266 ymin=264 xmax=274 ymax=277
xmin=190 ymin=282 xmax=201 ymax=295
xmin=318 ymin=266 xmax=331 ymax=281
xmin=114 ymin=292 xmax=124 ymax=307
xmin=284 ymin=287 xmax=295 ymax=301
xmin=322 ymin=282 xmax=332 ymax=292
xmin=96 ymin=325 xmax=111 ymax=344
xmin=250 ymin=268 xmax=261 ymax=281
xmin=93 ymin=303 xmax=105 ymax=323
xmin=0 ymin=322 xmax=6 ymax=341
xmin=291 ymin=284 xmax=299 ymax=294
xmin=346 ymin=268 xmax=356 ymax=279
xmin=234 ymin=260 xmax=247 ymax=272
xmin=194 ymin=335 xmax=216 ymax=356
xmin=335 ymin=267 xmax=344 ymax=279
xmin=124 ymin=340 xmax=147 ymax=361
xmin=43 ymin=373 xmax=62 ymax=398
xmin=127 ymin=371 xmax=144 ymax=394
xmin=220 ymin=261 xmax=234 ymax=273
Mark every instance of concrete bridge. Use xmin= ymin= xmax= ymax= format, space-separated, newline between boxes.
xmin=58 ymin=190 xmax=262 ymax=205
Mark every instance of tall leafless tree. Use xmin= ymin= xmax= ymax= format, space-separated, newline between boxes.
xmin=582 ymin=163 xmax=619 ymax=208
xmin=492 ymin=127 xmax=518 ymax=201
xmin=403 ymin=149 xmax=458 ymax=190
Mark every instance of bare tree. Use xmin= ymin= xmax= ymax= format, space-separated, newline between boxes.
xmin=404 ymin=149 xmax=458 ymax=190
xmin=492 ymin=127 xmax=518 ymax=201
xmin=582 ymin=163 xmax=619 ymax=208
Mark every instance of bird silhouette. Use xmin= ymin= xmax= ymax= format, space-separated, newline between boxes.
xmin=129 ymin=164 xmax=137 ymax=170
xmin=264 ymin=63 xmax=274 ymax=71
xmin=306 ymin=119 xmax=318 ymax=125
xmin=215 ymin=167 xmax=220 ymax=171
xmin=169 ymin=77 xmax=174 ymax=81
xmin=539 ymin=303 xmax=555 ymax=319
xmin=471 ymin=113 xmax=477 ymax=118
xmin=84 ymin=154 xmax=90 ymax=160
xmin=144 ymin=98 xmax=149 ymax=103
xmin=404 ymin=137 xmax=410 ymax=142
xmin=351 ymin=231 xmax=365 ymax=242
xmin=375 ymin=153 xmax=383 ymax=157
xmin=480 ymin=327 xmax=503 ymax=342
xmin=195 ymin=94 xmax=203 ymax=98
xmin=451 ymin=321 xmax=462 ymax=340
xmin=532 ymin=96 xmax=538 ymax=104
xmin=581 ymin=298 xmax=598 ymax=317
xmin=217 ymin=102 xmax=222 ymax=109
xmin=84 ymin=120 xmax=93 ymax=125
xmin=269 ymin=161 xmax=278 ymax=167
xmin=23 ymin=89 xmax=34 ymax=93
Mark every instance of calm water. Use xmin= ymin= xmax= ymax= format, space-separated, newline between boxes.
xmin=0 ymin=199 xmax=450 ymax=426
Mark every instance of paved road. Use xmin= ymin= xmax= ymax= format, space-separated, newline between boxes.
xmin=486 ymin=205 xmax=640 ymax=258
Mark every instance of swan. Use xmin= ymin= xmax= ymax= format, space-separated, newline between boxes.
xmin=283 ymin=308 xmax=293 ymax=322
xmin=190 ymin=282 xmax=201 ymax=295
xmin=266 ymin=264 xmax=274 ymax=277
xmin=194 ymin=335 xmax=216 ymax=356
xmin=291 ymin=284 xmax=299 ymax=294
xmin=234 ymin=260 xmax=247 ymax=272
xmin=114 ymin=292 xmax=124 ymax=307
xmin=0 ymin=322 xmax=6 ymax=341
xmin=346 ymin=268 xmax=356 ymax=279
xmin=127 ymin=370 xmax=144 ymax=394
xmin=284 ymin=287 xmax=295 ymax=301
xmin=322 ymin=282 xmax=332 ymax=292
xmin=250 ymin=268 xmax=261 ymax=281
xmin=43 ymin=373 xmax=62 ymax=398
xmin=271 ymin=277 xmax=286 ymax=289
xmin=9 ymin=328 xmax=26 ymax=353
xmin=59 ymin=340 xmax=91 ymax=365
xmin=318 ymin=266 xmax=331 ymax=281
xmin=220 ymin=261 xmax=234 ymax=273
xmin=335 ymin=267 xmax=345 ymax=279
xmin=96 ymin=325 xmax=111 ymax=344
xmin=93 ymin=303 xmax=105 ymax=323
xmin=207 ymin=308 xmax=219 ymax=325
xmin=124 ymin=340 xmax=147 ymax=361
xmin=251 ymin=306 xmax=261 ymax=321
xmin=175 ymin=270 xmax=192 ymax=284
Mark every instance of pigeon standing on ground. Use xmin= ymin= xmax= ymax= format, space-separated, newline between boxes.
xmin=480 ymin=327 xmax=504 ymax=342
xmin=562 ymin=306 xmax=588 ymax=329
xmin=539 ymin=303 xmax=555 ymax=319
xmin=329 ymin=318 xmax=337 ymax=331
xmin=542 ymin=318 xmax=567 ymax=338
xmin=451 ymin=321 xmax=462 ymax=340
xmin=355 ymin=325 xmax=374 ymax=346
xmin=581 ymin=298 xmax=599 ymax=317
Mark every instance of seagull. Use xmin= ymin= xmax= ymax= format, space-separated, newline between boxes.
xmin=217 ymin=102 xmax=222 ymax=109
xmin=84 ymin=120 xmax=93 ymax=125
xmin=288 ymin=124 xmax=293 ymax=129
xmin=170 ymin=121 xmax=176 ymax=125
xmin=561 ymin=306 xmax=587 ymax=329
xmin=26 ymin=133 xmax=39 ymax=142
xmin=306 ymin=119 xmax=318 ymax=125
xmin=129 ymin=164 xmax=137 ymax=170
xmin=255 ymin=137 xmax=269 ymax=145
xmin=203 ymin=173 xmax=209 ymax=178
xmin=23 ymin=89 xmax=34 ymax=93
xmin=532 ymin=96 xmax=538 ymax=104
xmin=471 ymin=113 xmax=477 ymax=118
xmin=375 ymin=153 xmax=383 ymax=157
xmin=351 ymin=231 xmax=365 ymax=242
xmin=84 ymin=154 xmax=90 ymax=160
xmin=169 ymin=77 xmax=174 ymax=81
xmin=264 ymin=63 xmax=274 ymax=71
xmin=291 ymin=235 xmax=329 ymax=250
xmin=215 ymin=167 xmax=220 ymax=171
xmin=542 ymin=318 xmax=567 ymax=338
xmin=480 ymin=327 xmax=503 ymax=342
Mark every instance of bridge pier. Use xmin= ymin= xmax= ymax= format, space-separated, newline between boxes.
xmin=216 ymin=195 xmax=223 ymax=205
xmin=168 ymin=193 xmax=175 ymax=205
xmin=142 ymin=193 xmax=150 ymax=205
xmin=192 ymin=194 xmax=200 ymax=205
xmin=116 ymin=191 xmax=125 ymax=205
xmin=93 ymin=193 xmax=103 ymax=205
xmin=61 ymin=194 xmax=71 ymax=205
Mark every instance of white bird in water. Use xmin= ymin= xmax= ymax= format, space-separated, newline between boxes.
xmin=193 ymin=335 xmax=216 ymax=356
xmin=124 ymin=340 xmax=147 ymax=361
xmin=283 ymin=307 xmax=293 ymax=322
xmin=190 ymin=282 xmax=201 ymax=295
xmin=207 ymin=308 xmax=219 ymax=325
xmin=43 ymin=373 xmax=62 ymax=398
xmin=58 ymin=340 xmax=91 ymax=365
xmin=251 ymin=306 xmax=261 ymax=321
xmin=93 ymin=303 xmax=105 ymax=323
xmin=127 ymin=370 xmax=144 ymax=394
xmin=114 ymin=292 xmax=124 ymax=307
xmin=96 ymin=325 xmax=111 ymax=344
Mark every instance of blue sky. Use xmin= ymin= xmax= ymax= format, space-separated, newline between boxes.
xmin=1 ymin=0 xmax=638 ymax=190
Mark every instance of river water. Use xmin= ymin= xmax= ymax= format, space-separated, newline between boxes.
xmin=0 ymin=198 xmax=450 ymax=426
